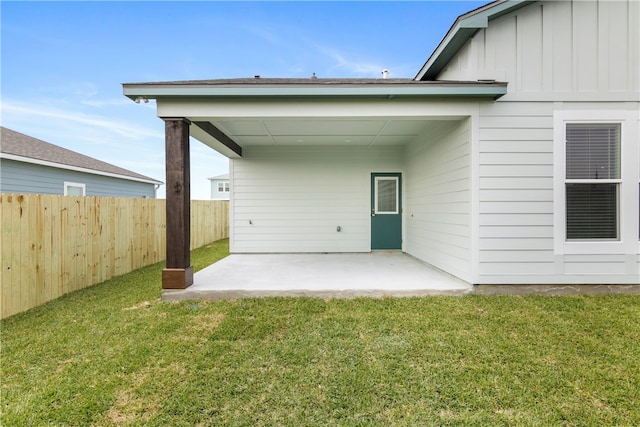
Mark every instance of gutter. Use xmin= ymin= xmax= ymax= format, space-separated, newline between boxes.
xmin=123 ymin=82 xmax=508 ymax=101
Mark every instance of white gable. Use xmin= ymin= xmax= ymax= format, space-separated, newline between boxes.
xmin=438 ymin=0 xmax=639 ymax=101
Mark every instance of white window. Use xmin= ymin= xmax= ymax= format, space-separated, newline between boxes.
xmin=554 ymin=111 xmax=639 ymax=255
xmin=565 ymin=123 xmax=620 ymax=240
xmin=64 ymin=181 xmax=85 ymax=196
xmin=217 ymin=182 xmax=229 ymax=193
xmin=374 ymin=177 xmax=399 ymax=214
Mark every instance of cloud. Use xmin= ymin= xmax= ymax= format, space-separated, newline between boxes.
xmin=1 ymin=100 xmax=162 ymax=141
xmin=73 ymin=81 xmax=99 ymax=100
xmin=1 ymin=98 xmax=227 ymax=200
xmin=80 ymin=98 xmax=136 ymax=108
xmin=241 ymin=24 xmax=282 ymax=45
xmin=310 ymin=45 xmax=383 ymax=77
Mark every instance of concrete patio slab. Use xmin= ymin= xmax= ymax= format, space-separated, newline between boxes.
xmin=473 ymin=284 xmax=640 ymax=295
xmin=162 ymin=252 xmax=473 ymax=301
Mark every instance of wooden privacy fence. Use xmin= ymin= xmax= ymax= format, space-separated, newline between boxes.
xmin=1 ymin=194 xmax=228 ymax=319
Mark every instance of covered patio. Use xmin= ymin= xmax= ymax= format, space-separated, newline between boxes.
xmin=123 ymin=78 xmax=507 ymax=292
xmin=163 ymin=252 xmax=473 ymax=301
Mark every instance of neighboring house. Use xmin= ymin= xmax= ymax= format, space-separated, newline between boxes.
xmin=208 ymin=173 xmax=230 ymax=200
xmin=123 ymin=0 xmax=639 ymax=289
xmin=0 ymin=127 xmax=162 ymax=197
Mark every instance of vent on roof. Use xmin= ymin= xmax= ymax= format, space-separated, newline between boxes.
xmin=382 ymin=69 xmax=389 ymax=79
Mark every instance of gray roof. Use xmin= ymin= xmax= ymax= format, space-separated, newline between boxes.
xmin=1 ymin=127 xmax=162 ymax=184
xmin=123 ymin=77 xmax=507 ymax=101
xmin=208 ymin=173 xmax=229 ymax=180
xmin=124 ymin=77 xmax=503 ymax=86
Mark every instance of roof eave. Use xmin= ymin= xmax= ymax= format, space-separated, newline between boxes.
xmin=0 ymin=153 xmax=164 ymax=186
xmin=123 ymin=83 xmax=508 ymax=101
xmin=415 ymin=0 xmax=534 ymax=81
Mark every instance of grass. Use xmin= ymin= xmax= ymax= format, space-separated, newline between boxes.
xmin=1 ymin=239 xmax=639 ymax=426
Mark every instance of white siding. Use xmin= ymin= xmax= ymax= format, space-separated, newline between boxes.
xmin=439 ymin=0 xmax=640 ymax=101
xmin=447 ymin=1 xmax=639 ymax=284
xmin=230 ymin=145 xmax=404 ymax=253
xmin=477 ymin=102 xmax=639 ymax=284
xmin=404 ymin=119 xmax=472 ymax=282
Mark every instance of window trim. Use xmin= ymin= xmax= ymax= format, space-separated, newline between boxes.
xmin=553 ymin=110 xmax=638 ymax=255
xmin=374 ymin=176 xmax=399 ymax=215
xmin=64 ymin=181 xmax=86 ymax=196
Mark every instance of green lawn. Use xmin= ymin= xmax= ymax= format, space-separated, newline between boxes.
xmin=2 ymin=238 xmax=639 ymax=426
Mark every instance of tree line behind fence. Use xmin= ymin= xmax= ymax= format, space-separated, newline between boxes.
xmin=1 ymin=194 xmax=229 ymax=319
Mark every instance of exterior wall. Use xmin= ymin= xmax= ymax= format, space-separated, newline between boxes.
xmin=436 ymin=0 xmax=640 ymax=284
xmin=477 ymin=102 xmax=556 ymax=283
xmin=230 ymin=145 xmax=404 ymax=253
xmin=477 ymin=101 xmax=639 ymax=284
xmin=210 ymin=179 xmax=230 ymax=200
xmin=439 ymin=0 xmax=639 ymax=102
xmin=0 ymin=159 xmax=156 ymax=198
xmin=404 ymin=119 xmax=473 ymax=283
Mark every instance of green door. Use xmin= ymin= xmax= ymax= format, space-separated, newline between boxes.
xmin=371 ymin=173 xmax=402 ymax=250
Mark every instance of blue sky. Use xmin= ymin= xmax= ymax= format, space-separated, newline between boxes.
xmin=1 ymin=1 xmax=486 ymax=199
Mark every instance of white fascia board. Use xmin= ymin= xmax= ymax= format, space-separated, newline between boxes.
xmin=415 ymin=0 xmax=532 ymax=81
xmin=124 ymin=84 xmax=506 ymax=99
xmin=0 ymin=153 xmax=163 ymax=185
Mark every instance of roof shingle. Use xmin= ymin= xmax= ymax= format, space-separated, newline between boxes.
xmin=1 ymin=127 xmax=161 ymax=184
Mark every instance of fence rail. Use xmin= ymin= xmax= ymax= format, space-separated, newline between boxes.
xmin=1 ymin=194 xmax=228 ymax=319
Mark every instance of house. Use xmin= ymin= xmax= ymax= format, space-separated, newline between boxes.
xmin=208 ymin=173 xmax=230 ymax=200
xmin=0 ymin=127 xmax=162 ymax=198
xmin=123 ymin=0 xmax=639 ymax=290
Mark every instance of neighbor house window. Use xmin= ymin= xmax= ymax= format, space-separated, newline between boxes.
xmin=565 ymin=123 xmax=621 ymax=240
xmin=64 ymin=181 xmax=85 ymax=196
xmin=217 ymin=182 xmax=229 ymax=192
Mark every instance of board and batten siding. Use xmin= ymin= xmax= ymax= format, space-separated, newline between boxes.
xmin=404 ymin=119 xmax=473 ymax=283
xmin=439 ymin=0 xmax=639 ymax=102
xmin=230 ymin=145 xmax=404 ymax=253
xmin=0 ymin=159 xmax=157 ymax=198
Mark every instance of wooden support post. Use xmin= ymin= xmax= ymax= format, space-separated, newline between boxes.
xmin=162 ymin=118 xmax=193 ymax=289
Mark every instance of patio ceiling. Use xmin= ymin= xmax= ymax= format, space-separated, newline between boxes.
xmin=124 ymin=78 xmax=507 ymax=158
xmin=190 ymin=116 xmax=462 ymax=155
